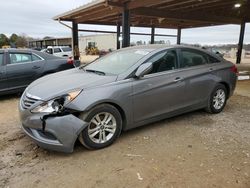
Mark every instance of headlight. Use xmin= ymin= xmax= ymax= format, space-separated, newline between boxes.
xmin=66 ymin=90 xmax=82 ymax=102
xmin=31 ymin=89 xmax=82 ymax=113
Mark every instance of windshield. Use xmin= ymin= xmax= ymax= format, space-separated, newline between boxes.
xmin=83 ymin=49 xmax=151 ymax=75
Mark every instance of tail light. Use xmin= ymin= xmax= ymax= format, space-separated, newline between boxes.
xmin=67 ymin=57 xmax=74 ymax=65
xmin=230 ymin=65 xmax=238 ymax=74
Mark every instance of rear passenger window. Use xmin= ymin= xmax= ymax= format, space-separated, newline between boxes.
xmin=147 ymin=50 xmax=177 ymax=75
xmin=9 ymin=53 xmax=32 ymax=64
xmin=0 ymin=54 xmax=3 ymax=65
xmin=54 ymin=48 xmax=62 ymax=53
xmin=180 ymin=49 xmax=208 ymax=68
xmin=61 ymin=47 xmax=72 ymax=52
xmin=32 ymin=54 xmax=42 ymax=61
xmin=208 ymin=55 xmax=220 ymax=63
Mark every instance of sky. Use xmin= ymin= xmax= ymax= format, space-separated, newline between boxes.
xmin=0 ymin=0 xmax=249 ymax=45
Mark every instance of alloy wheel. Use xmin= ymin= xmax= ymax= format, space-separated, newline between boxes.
xmin=212 ymin=89 xmax=226 ymax=110
xmin=88 ymin=112 xmax=117 ymax=144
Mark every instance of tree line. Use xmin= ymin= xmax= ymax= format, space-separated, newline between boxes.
xmin=0 ymin=33 xmax=31 ymax=48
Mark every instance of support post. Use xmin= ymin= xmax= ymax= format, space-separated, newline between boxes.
xmin=122 ymin=4 xmax=130 ymax=48
xmin=177 ymin=27 xmax=181 ymax=45
xmin=72 ymin=21 xmax=79 ymax=60
xmin=151 ymin=26 xmax=155 ymax=44
xmin=117 ymin=23 xmax=121 ymax=49
xmin=236 ymin=21 xmax=246 ymax=64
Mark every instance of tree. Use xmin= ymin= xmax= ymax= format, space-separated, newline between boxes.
xmin=9 ymin=33 xmax=18 ymax=48
xmin=16 ymin=35 xmax=28 ymax=48
xmin=0 ymin=34 xmax=9 ymax=47
xmin=10 ymin=34 xmax=18 ymax=43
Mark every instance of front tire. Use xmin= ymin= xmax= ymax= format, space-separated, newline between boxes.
xmin=78 ymin=104 xmax=122 ymax=149
xmin=206 ymin=84 xmax=227 ymax=114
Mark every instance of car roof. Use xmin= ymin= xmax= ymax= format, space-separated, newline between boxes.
xmin=0 ymin=48 xmax=65 ymax=60
xmin=119 ymin=44 xmax=223 ymax=60
xmin=118 ymin=44 xmax=203 ymax=52
xmin=0 ymin=48 xmax=39 ymax=54
xmin=47 ymin=46 xmax=71 ymax=48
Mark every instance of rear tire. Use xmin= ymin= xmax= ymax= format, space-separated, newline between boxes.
xmin=78 ymin=104 xmax=122 ymax=149
xmin=205 ymin=84 xmax=227 ymax=114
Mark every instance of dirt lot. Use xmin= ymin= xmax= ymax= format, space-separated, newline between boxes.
xmin=0 ymin=81 xmax=250 ymax=188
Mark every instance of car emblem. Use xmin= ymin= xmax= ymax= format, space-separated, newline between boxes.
xmin=26 ymin=93 xmax=42 ymax=100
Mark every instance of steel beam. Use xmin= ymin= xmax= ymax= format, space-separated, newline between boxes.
xmin=236 ymin=21 xmax=246 ymax=64
xmin=177 ymin=27 xmax=181 ymax=45
xmin=72 ymin=21 xmax=79 ymax=60
xmin=117 ymin=23 xmax=121 ymax=49
xmin=122 ymin=5 xmax=130 ymax=48
xmin=151 ymin=26 xmax=155 ymax=44
xmin=78 ymin=28 xmax=176 ymax=37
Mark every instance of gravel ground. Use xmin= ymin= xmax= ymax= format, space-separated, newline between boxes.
xmin=0 ymin=81 xmax=250 ymax=188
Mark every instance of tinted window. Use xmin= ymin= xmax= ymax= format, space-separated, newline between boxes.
xmin=61 ymin=47 xmax=72 ymax=52
xmin=9 ymin=53 xmax=32 ymax=64
xmin=0 ymin=54 xmax=3 ymax=65
xmin=208 ymin=55 xmax=220 ymax=63
xmin=180 ymin=49 xmax=208 ymax=68
xmin=54 ymin=48 xmax=62 ymax=53
xmin=46 ymin=49 xmax=53 ymax=54
xmin=147 ymin=50 xmax=177 ymax=74
xmin=32 ymin=54 xmax=42 ymax=61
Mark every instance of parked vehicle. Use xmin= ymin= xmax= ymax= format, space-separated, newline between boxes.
xmin=0 ymin=49 xmax=78 ymax=95
xmin=19 ymin=45 xmax=237 ymax=153
xmin=45 ymin=46 xmax=72 ymax=57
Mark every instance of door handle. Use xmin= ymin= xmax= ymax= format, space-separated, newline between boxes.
xmin=174 ymin=77 xmax=182 ymax=82
xmin=209 ymin=68 xmax=214 ymax=72
xmin=32 ymin=66 xmax=40 ymax=69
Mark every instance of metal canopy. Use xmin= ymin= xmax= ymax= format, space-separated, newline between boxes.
xmin=54 ymin=0 xmax=250 ymax=29
xmin=53 ymin=0 xmax=249 ymax=63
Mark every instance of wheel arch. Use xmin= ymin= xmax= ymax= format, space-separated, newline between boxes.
xmin=83 ymin=101 xmax=127 ymax=131
xmin=219 ymin=81 xmax=230 ymax=99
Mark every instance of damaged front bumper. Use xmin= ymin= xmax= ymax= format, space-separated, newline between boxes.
xmin=19 ymin=103 xmax=88 ymax=153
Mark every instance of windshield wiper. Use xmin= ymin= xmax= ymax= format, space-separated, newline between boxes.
xmin=85 ymin=69 xmax=106 ymax=75
xmin=79 ymin=64 xmax=87 ymax=70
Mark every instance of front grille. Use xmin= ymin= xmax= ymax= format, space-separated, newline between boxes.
xmin=21 ymin=93 xmax=40 ymax=109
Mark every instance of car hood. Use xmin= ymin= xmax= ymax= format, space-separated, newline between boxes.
xmin=26 ymin=68 xmax=117 ymax=101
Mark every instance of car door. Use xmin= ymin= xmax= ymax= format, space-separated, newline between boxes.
xmin=31 ymin=53 xmax=46 ymax=79
xmin=5 ymin=52 xmax=43 ymax=90
xmin=132 ymin=49 xmax=187 ymax=123
xmin=0 ymin=52 xmax=7 ymax=91
xmin=53 ymin=47 xmax=63 ymax=57
xmin=178 ymin=48 xmax=215 ymax=107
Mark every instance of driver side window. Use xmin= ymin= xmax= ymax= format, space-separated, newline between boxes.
xmin=147 ymin=50 xmax=177 ymax=75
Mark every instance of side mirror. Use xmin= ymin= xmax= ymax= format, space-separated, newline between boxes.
xmin=135 ymin=62 xmax=153 ymax=78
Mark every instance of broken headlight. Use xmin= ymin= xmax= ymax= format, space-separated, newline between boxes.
xmin=31 ymin=89 xmax=82 ymax=113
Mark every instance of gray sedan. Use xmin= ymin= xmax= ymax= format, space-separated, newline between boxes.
xmin=0 ymin=49 xmax=78 ymax=95
xmin=19 ymin=45 xmax=237 ymax=153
